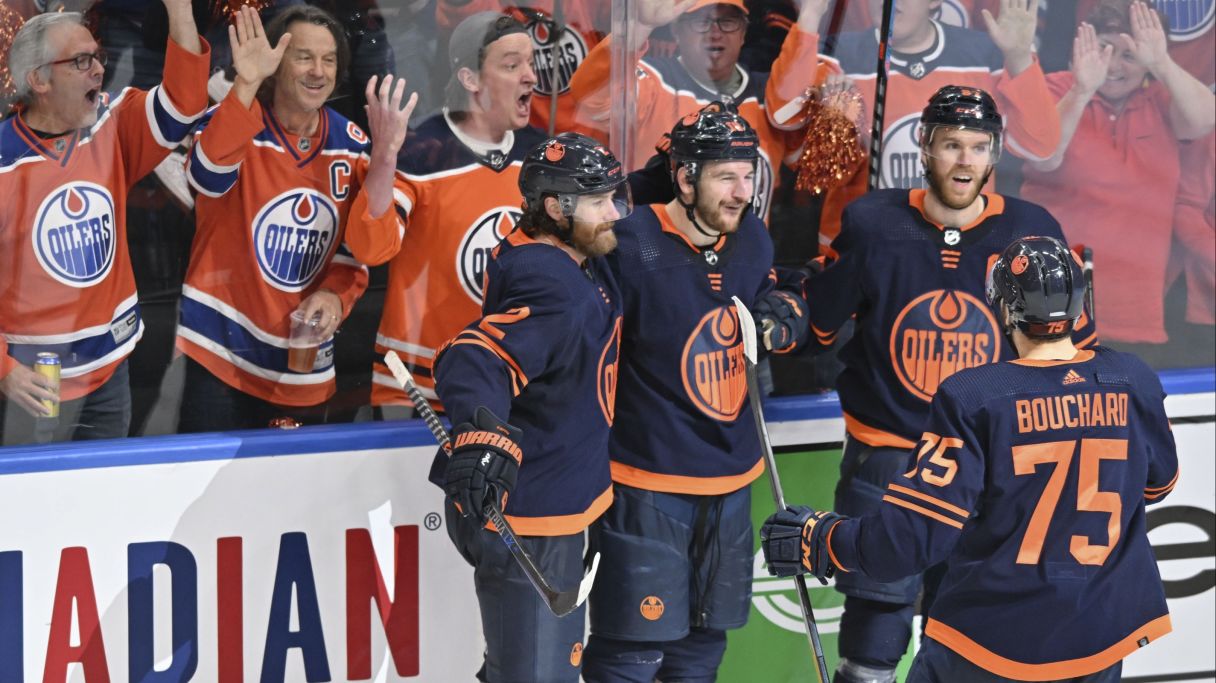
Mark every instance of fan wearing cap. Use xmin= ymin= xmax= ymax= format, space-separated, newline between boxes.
xmin=771 ymin=0 xmax=1061 ymax=255
xmin=761 ymin=235 xmax=1178 ymax=683
xmin=345 ymin=11 xmax=549 ymax=415
xmin=576 ymin=102 xmax=803 ymax=682
xmin=567 ymin=0 xmax=836 ymax=223
xmin=431 ymin=133 xmax=628 ymax=682
xmin=781 ymin=85 xmax=1097 ymax=683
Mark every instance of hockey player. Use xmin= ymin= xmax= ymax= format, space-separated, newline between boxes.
xmin=772 ymin=0 xmax=1061 ymax=253
xmin=175 ymin=6 xmax=415 ymax=431
xmin=431 ymin=133 xmax=630 ymax=682
xmin=566 ymin=0 xmax=835 ymax=222
xmin=0 ymin=0 xmax=209 ymax=444
xmin=345 ymin=11 xmax=548 ymax=415
xmin=581 ymin=103 xmax=806 ymax=682
xmin=761 ymin=235 xmax=1178 ymax=682
xmin=790 ymin=85 xmax=1097 ymax=683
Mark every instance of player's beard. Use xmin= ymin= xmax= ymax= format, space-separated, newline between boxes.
xmin=695 ymin=194 xmax=748 ymax=234
xmin=571 ymin=220 xmax=618 ymax=258
xmin=926 ymin=163 xmax=991 ymax=211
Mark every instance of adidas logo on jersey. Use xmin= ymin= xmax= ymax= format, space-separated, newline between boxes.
xmin=1062 ymin=369 xmax=1086 ymax=385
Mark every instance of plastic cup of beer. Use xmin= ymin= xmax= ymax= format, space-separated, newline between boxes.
xmin=288 ymin=310 xmax=324 ymax=373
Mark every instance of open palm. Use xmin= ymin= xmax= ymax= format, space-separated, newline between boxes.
xmin=229 ymin=6 xmax=289 ymax=86
xmin=982 ymin=0 xmax=1040 ymax=56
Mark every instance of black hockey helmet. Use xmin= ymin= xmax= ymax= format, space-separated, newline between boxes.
xmin=986 ymin=236 xmax=1087 ymax=340
xmin=665 ymin=100 xmax=760 ymax=186
xmin=920 ymin=85 xmax=1004 ymax=160
xmin=519 ymin=133 xmax=632 ymax=219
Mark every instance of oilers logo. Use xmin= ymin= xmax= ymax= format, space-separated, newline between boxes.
xmin=934 ymin=0 xmax=970 ymax=27
xmin=527 ymin=16 xmax=588 ymax=96
xmin=878 ymin=113 xmax=924 ymax=190
xmin=457 ymin=206 xmax=522 ymax=303
xmin=754 ymin=149 xmax=775 ymax=220
xmin=597 ymin=317 xmax=622 ymax=425
xmin=1160 ymin=0 xmax=1213 ymax=41
xmin=33 ymin=182 xmax=116 ymax=288
xmin=890 ymin=290 xmax=999 ymax=402
xmin=252 ymin=190 xmax=339 ymax=293
xmin=681 ymin=306 xmax=747 ymax=422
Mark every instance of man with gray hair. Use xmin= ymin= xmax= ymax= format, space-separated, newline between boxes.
xmin=0 ymin=0 xmax=209 ymax=444
xmin=346 ymin=11 xmax=547 ymax=416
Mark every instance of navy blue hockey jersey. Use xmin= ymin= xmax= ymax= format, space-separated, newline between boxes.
xmin=826 ymin=346 xmax=1178 ymax=678
xmin=805 ymin=189 xmax=1097 ymax=448
xmin=605 ymin=204 xmax=776 ymax=494
xmin=432 ymin=229 xmax=622 ymax=536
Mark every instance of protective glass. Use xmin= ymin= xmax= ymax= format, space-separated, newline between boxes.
xmin=567 ymin=182 xmax=633 ymax=223
xmin=920 ymin=125 xmax=1002 ymax=165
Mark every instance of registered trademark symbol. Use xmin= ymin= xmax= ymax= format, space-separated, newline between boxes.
xmin=424 ymin=513 xmax=442 ymax=531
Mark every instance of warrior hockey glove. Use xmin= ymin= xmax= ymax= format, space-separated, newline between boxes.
xmin=443 ymin=407 xmax=523 ymax=525
xmin=760 ymin=505 xmax=843 ymax=583
xmin=753 ymin=290 xmax=809 ymax=352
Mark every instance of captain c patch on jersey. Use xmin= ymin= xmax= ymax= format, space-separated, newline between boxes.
xmin=33 ymin=182 xmax=117 ymax=288
xmin=890 ymin=289 xmax=999 ymax=401
xmin=681 ymin=306 xmax=747 ymax=421
xmin=252 ymin=189 xmax=339 ymax=292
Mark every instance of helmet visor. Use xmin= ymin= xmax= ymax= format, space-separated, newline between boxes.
xmin=568 ymin=182 xmax=633 ymax=223
xmin=921 ymin=125 xmax=1002 ymax=165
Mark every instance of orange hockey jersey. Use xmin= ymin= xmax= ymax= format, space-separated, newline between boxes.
xmin=567 ymin=26 xmax=833 ymax=222
xmin=767 ymin=22 xmax=1060 ymax=252
xmin=436 ymin=0 xmax=611 ymax=136
xmin=177 ymin=92 xmax=383 ymax=407
xmin=0 ymin=38 xmax=209 ymax=399
xmin=345 ymin=112 xmax=547 ymax=407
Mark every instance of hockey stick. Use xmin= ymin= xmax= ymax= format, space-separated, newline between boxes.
xmin=383 ymin=351 xmax=600 ymax=617
xmin=867 ymin=0 xmax=896 ymax=191
xmin=731 ymin=298 xmax=832 ymax=683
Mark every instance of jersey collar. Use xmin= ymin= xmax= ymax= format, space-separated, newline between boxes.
xmin=1011 ymin=349 xmax=1096 ymax=367
xmin=656 ymin=203 xmax=727 ymax=253
xmin=13 ymin=112 xmax=80 ymax=167
xmin=909 ymin=188 xmax=1005 ymax=232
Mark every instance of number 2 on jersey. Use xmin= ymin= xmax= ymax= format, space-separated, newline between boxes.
xmin=1012 ymin=438 xmax=1128 ymax=566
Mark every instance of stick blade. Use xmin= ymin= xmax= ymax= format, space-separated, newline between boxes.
xmin=732 ymin=296 xmax=759 ymax=365
xmin=548 ymin=552 xmax=600 ymax=617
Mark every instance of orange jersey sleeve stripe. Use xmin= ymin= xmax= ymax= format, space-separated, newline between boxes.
xmin=844 ymin=413 xmax=917 ymax=449
xmin=446 ymin=336 xmax=525 ymax=397
xmin=886 ymin=483 xmax=971 ymax=519
xmin=882 ymin=495 xmax=966 ymax=530
xmin=925 ymin=615 xmax=1172 ymax=681
xmin=1144 ymin=469 xmax=1180 ymax=501
xmin=489 ymin=485 xmax=614 ymax=537
xmin=825 ymin=519 xmax=850 ymax=573
xmin=610 ymin=458 xmax=765 ymax=496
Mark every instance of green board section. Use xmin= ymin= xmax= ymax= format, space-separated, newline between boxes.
xmin=717 ymin=447 xmax=917 ymax=682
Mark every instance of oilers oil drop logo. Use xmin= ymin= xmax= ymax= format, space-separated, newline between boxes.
xmin=252 ymin=189 xmax=338 ymax=292
xmin=598 ymin=317 xmax=622 ymax=425
xmin=878 ymin=112 xmax=924 ymax=190
xmin=1160 ymin=0 xmax=1213 ymax=41
xmin=527 ymin=16 xmax=588 ymax=96
xmin=890 ymin=290 xmax=999 ymax=402
xmin=681 ymin=306 xmax=747 ymax=421
xmin=640 ymin=596 xmax=665 ymax=621
xmin=458 ymin=206 xmax=522 ymax=303
xmin=33 ymin=182 xmax=116 ymax=288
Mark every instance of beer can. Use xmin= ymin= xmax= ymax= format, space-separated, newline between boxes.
xmin=34 ymin=352 xmax=61 ymax=418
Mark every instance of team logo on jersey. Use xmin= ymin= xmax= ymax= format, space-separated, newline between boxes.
xmin=1162 ymin=0 xmax=1213 ymax=41
xmin=640 ymin=596 xmax=665 ymax=621
xmin=251 ymin=189 xmax=339 ymax=292
xmin=878 ymin=112 xmax=924 ymax=190
xmin=753 ymin=148 xmax=775 ymax=220
xmin=598 ymin=317 xmax=622 ymax=425
xmin=527 ymin=16 xmax=588 ymax=96
xmin=457 ymin=206 xmax=523 ymax=302
xmin=681 ymin=306 xmax=747 ymax=421
xmin=569 ymin=642 xmax=583 ymax=667
xmin=890 ymin=289 xmax=1000 ymax=401
xmin=33 ymin=182 xmax=117 ymax=288
xmin=934 ymin=0 xmax=970 ymax=27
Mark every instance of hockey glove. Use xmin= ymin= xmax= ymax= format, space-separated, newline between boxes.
xmin=443 ymin=407 xmax=523 ymax=526
xmin=753 ymin=290 xmax=809 ymax=353
xmin=760 ymin=505 xmax=844 ymax=583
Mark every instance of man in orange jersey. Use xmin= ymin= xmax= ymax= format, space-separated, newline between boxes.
xmin=567 ymin=0 xmax=834 ymax=223
xmin=763 ymin=236 xmax=1177 ymax=682
xmin=0 ymin=0 xmax=209 ymax=444
xmin=174 ymin=5 xmax=415 ymax=431
xmin=346 ymin=11 xmax=547 ymax=416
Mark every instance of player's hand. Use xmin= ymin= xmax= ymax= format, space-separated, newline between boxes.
xmin=1122 ymin=0 xmax=1169 ymax=73
xmin=296 ymin=289 xmax=343 ymax=340
xmin=229 ymin=6 xmax=289 ymax=89
xmin=443 ymin=407 xmax=524 ymax=525
xmin=1071 ymin=23 xmax=1112 ymax=97
xmin=636 ymin=0 xmax=698 ymax=30
xmin=754 ymin=290 xmax=808 ymax=352
xmin=364 ymin=75 xmax=419 ymax=162
xmin=0 ymin=364 xmax=58 ymax=418
xmin=982 ymin=0 xmax=1039 ymax=73
xmin=761 ymin=505 xmax=843 ymax=583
